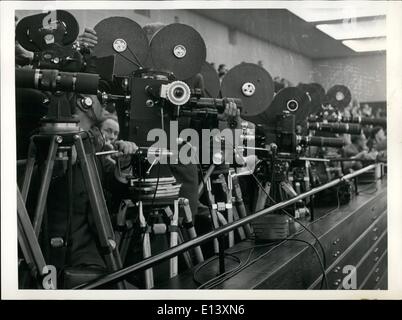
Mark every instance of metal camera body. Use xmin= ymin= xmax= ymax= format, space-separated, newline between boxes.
xmin=16 ymin=10 xmax=93 ymax=73
xmin=256 ymin=112 xmax=308 ymax=161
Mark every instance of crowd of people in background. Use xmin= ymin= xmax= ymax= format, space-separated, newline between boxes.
xmin=340 ymin=100 xmax=387 ymax=172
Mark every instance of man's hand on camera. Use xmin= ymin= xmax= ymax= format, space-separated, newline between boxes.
xmin=77 ymin=27 xmax=98 ymax=48
xmin=114 ymin=140 xmax=138 ymax=169
xmin=218 ymin=99 xmax=237 ymax=121
xmin=218 ymin=99 xmax=242 ymax=129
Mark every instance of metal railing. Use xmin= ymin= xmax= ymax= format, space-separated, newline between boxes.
xmin=75 ymin=163 xmax=379 ymax=289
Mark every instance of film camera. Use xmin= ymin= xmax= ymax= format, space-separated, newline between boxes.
xmin=16 ymin=10 xmax=96 ymax=72
xmin=15 ymin=11 xmax=130 ymax=289
xmin=90 ymin=17 xmax=286 ymax=183
xmin=15 ymin=10 xmax=101 ymax=127
xmin=238 ymin=85 xmax=348 ymax=233
xmin=91 ymin=17 xmax=248 ymax=146
xmin=248 ymin=85 xmax=346 ymax=160
xmin=297 ymin=83 xmax=386 ymax=133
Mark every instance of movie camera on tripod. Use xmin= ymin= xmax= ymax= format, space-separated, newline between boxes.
xmin=15 ymin=10 xmax=129 ymax=289
xmin=87 ymin=17 xmax=276 ymax=286
xmin=231 ymin=83 xmax=349 ymax=236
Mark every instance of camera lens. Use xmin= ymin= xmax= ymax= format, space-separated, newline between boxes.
xmin=165 ymin=81 xmax=191 ymax=106
xmin=173 ymin=87 xmax=185 ymax=99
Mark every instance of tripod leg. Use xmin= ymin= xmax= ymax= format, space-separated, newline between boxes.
xmin=119 ymin=229 xmax=134 ymax=266
xmin=218 ymin=174 xmax=234 ymax=248
xmin=116 ymin=200 xmax=135 ymax=265
xmin=74 ymin=136 xmax=125 ymax=289
xmin=216 ymin=211 xmax=228 ymax=225
xmin=178 ymin=198 xmax=204 ymax=263
xmin=232 ymin=175 xmax=253 ymax=238
xmin=33 ymin=136 xmax=59 ymax=236
xmin=138 ymin=201 xmax=154 ymax=289
xmin=17 ymin=187 xmax=56 ymax=289
xmin=205 ymin=178 xmax=220 ymax=254
xmin=177 ymin=231 xmax=193 ymax=269
xmin=280 ymin=181 xmax=309 ymax=219
xmin=232 ymin=207 xmax=246 ymax=240
xmin=254 ymin=181 xmax=271 ymax=211
xmin=21 ymin=138 xmax=37 ymax=202
xmin=279 ymin=181 xmax=298 ymax=198
xmin=116 ymin=200 xmax=134 ymax=248
xmin=198 ymin=164 xmax=216 ymax=197
xmin=165 ymin=201 xmax=179 ymax=278
xmin=164 ymin=204 xmax=193 ymax=271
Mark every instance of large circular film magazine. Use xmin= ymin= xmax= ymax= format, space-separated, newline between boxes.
xmin=297 ymin=82 xmax=326 ymax=116
xmin=325 ymin=84 xmax=352 ymax=111
xmin=150 ymin=23 xmax=207 ymax=80
xmin=266 ymin=86 xmax=311 ymax=127
xmin=94 ymin=17 xmax=149 ymax=75
xmin=220 ymin=63 xmax=274 ymax=124
xmin=16 ymin=10 xmax=79 ymax=52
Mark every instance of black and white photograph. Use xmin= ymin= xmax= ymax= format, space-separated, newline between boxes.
xmin=1 ymin=0 xmax=402 ymax=300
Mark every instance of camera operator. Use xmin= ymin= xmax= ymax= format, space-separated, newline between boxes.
xmin=47 ymin=93 xmax=137 ymax=273
xmin=343 ymin=99 xmax=362 ymax=119
xmin=217 ymin=64 xmax=228 ymax=82
xmin=367 ymin=126 xmax=387 ymax=152
xmin=342 ymin=130 xmax=386 ymax=172
xmin=366 ymin=126 xmax=387 ymax=163
xmin=98 ymin=114 xmax=120 ymax=166
xmin=342 ymin=133 xmax=370 ymax=171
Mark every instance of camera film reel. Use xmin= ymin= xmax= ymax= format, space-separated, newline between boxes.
xmin=325 ymin=84 xmax=352 ymax=111
xmin=297 ymin=82 xmax=326 ymax=115
xmin=16 ymin=10 xmax=79 ymax=52
xmin=150 ymin=23 xmax=207 ymax=80
xmin=220 ymin=63 xmax=274 ymax=124
xmin=266 ymin=87 xmax=311 ymax=127
xmin=94 ymin=17 xmax=150 ymax=76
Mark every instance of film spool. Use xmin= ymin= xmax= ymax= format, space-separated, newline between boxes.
xmin=150 ymin=23 xmax=206 ymax=80
xmin=16 ymin=10 xmax=79 ymax=52
xmin=297 ymin=82 xmax=326 ymax=116
xmin=265 ymin=87 xmax=311 ymax=127
xmin=94 ymin=17 xmax=149 ymax=75
xmin=325 ymin=85 xmax=352 ymax=111
xmin=199 ymin=62 xmax=221 ymax=98
xmin=220 ymin=63 xmax=274 ymax=124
